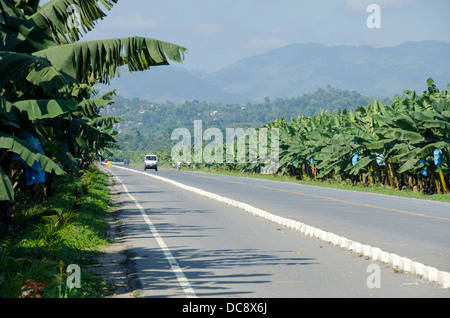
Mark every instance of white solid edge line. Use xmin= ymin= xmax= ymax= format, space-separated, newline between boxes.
xmin=114 ymin=174 xmax=197 ymax=298
xmin=110 ymin=165 xmax=450 ymax=289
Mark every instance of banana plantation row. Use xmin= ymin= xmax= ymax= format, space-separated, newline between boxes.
xmin=0 ymin=0 xmax=186 ymax=226
xmin=193 ymin=79 xmax=449 ymax=195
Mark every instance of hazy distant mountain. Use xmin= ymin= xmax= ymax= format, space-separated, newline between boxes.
xmin=94 ymin=65 xmax=254 ymax=105
xmin=96 ymin=41 xmax=450 ymax=104
xmin=204 ymin=41 xmax=450 ymax=102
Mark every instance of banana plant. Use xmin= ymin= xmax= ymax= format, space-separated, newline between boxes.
xmin=257 ymin=79 xmax=448 ymax=193
xmin=0 ymin=97 xmax=67 ymax=201
xmin=0 ymin=0 xmax=188 ymax=226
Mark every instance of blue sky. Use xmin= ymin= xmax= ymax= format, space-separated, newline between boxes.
xmin=42 ymin=0 xmax=449 ymax=72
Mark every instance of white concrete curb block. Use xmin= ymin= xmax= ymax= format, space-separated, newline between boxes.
xmin=111 ymin=165 xmax=450 ymax=289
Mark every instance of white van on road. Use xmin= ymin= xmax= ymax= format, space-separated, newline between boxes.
xmin=144 ymin=154 xmax=158 ymax=171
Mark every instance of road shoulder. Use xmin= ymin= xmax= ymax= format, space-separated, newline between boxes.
xmin=88 ymin=170 xmax=139 ymax=298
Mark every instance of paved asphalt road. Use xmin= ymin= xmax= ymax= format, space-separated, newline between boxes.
xmin=102 ymin=164 xmax=450 ymax=298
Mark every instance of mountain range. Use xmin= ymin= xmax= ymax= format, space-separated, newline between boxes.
xmin=95 ymin=40 xmax=450 ymax=104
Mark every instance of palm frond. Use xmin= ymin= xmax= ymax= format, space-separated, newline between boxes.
xmin=0 ymin=132 xmax=65 ymax=175
xmin=0 ymin=51 xmax=78 ymax=100
xmin=0 ymin=166 xmax=14 ymax=202
xmin=31 ymin=0 xmax=118 ymax=43
xmin=33 ymin=37 xmax=187 ymax=85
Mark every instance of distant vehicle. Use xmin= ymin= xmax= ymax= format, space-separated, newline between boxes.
xmin=124 ymin=158 xmax=130 ymax=165
xmin=144 ymin=155 xmax=158 ymax=171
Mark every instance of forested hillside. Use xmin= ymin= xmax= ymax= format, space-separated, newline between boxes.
xmin=104 ymin=86 xmax=394 ymax=153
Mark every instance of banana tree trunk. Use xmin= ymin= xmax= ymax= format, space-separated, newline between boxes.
xmin=302 ymin=163 xmax=307 ymax=179
xmin=387 ymin=163 xmax=397 ymax=189
xmin=44 ymin=171 xmax=54 ymax=198
xmin=432 ymin=173 xmax=441 ymax=194
xmin=438 ymin=171 xmax=449 ymax=194
xmin=368 ymin=166 xmax=374 ymax=185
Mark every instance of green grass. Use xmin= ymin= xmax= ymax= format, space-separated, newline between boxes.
xmin=0 ymin=165 xmax=116 ymax=298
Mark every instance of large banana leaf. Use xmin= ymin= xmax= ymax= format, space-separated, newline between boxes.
xmin=0 ymin=51 xmax=78 ymax=100
xmin=1 ymin=95 xmax=81 ymax=134
xmin=384 ymin=128 xmax=425 ymax=143
xmin=49 ymin=117 xmax=117 ymax=155
xmin=88 ymin=115 xmax=123 ymax=128
xmin=0 ymin=0 xmax=57 ymax=53
xmin=33 ymin=37 xmax=187 ymax=85
xmin=4 ymin=0 xmax=40 ymax=14
xmin=349 ymin=154 xmax=377 ymax=175
xmin=0 ymin=132 xmax=65 ymax=177
xmin=1 ymin=0 xmax=118 ymax=51
xmin=12 ymin=99 xmax=78 ymax=119
xmin=0 ymin=166 xmax=14 ymax=202
xmin=31 ymin=0 xmax=118 ymax=43
xmin=0 ymin=96 xmax=22 ymax=128
xmin=73 ymin=90 xmax=115 ymax=118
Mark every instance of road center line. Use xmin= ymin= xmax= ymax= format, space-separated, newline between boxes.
xmin=114 ymin=175 xmax=197 ymax=298
xmin=192 ymin=173 xmax=450 ymax=222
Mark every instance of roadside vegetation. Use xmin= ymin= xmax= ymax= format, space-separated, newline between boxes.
xmin=0 ymin=165 xmax=116 ymax=297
